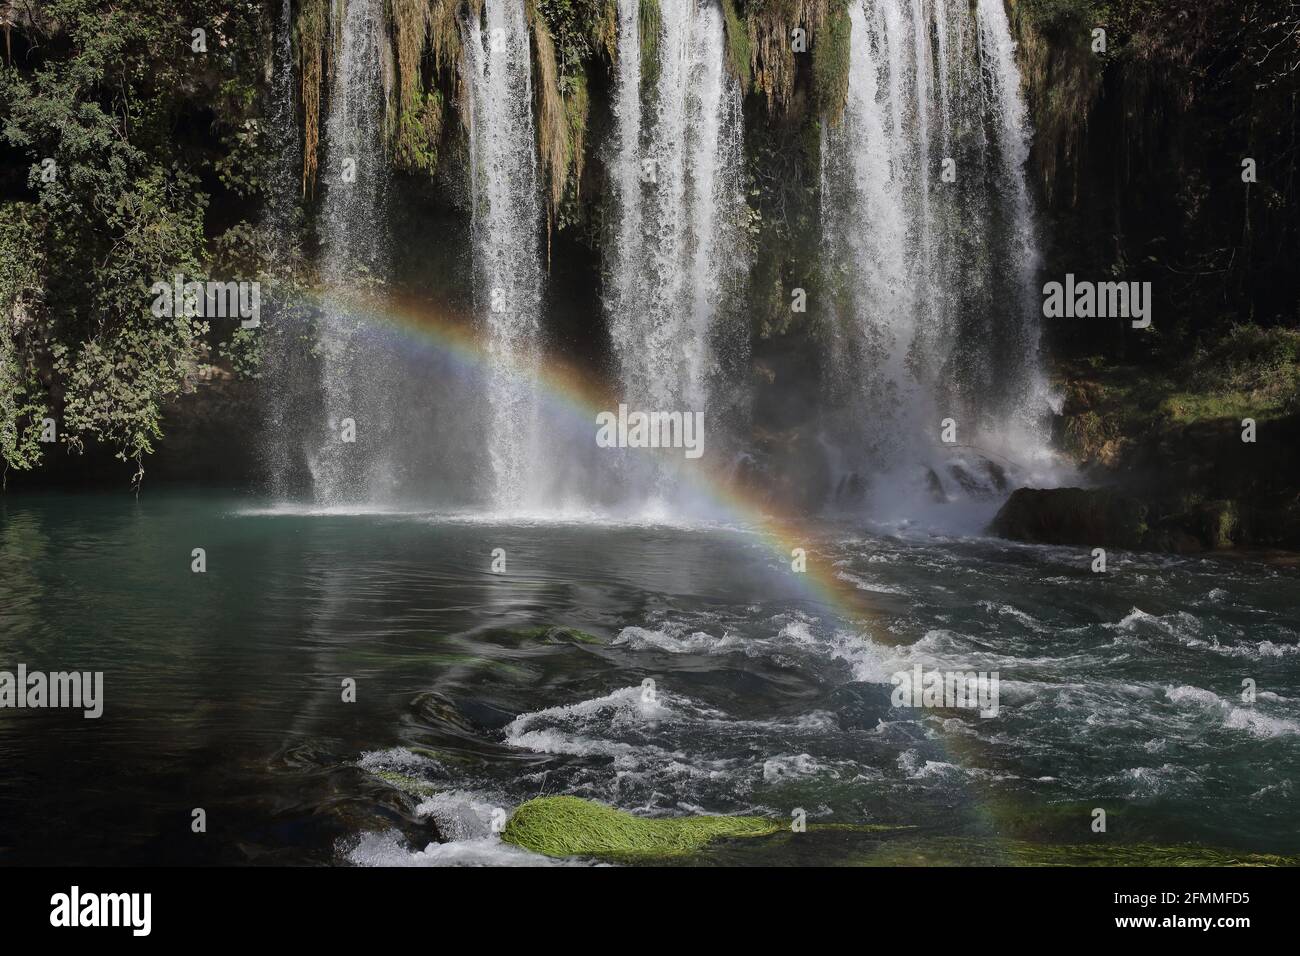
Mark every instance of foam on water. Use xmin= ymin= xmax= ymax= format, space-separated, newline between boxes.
xmin=414 ymin=791 xmax=507 ymax=841
xmin=358 ymin=746 xmax=441 ymax=776
xmin=834 ymin=567 xmax=907 ymax=595
xmin=1102 ymin=764 xmax=1203 ymax=798
xmin=1166 ymin=685 xmax=1300 ymax=738
xmin=231 ymin=503 xmax=749 ymax=534
xmin=321 ymin=521 xmax=1299 ymax=859
xmin=345 ymin=830 xmax=568 ymax=867
xmin=762 ymin=753 xmax=824 ymax=782
xmin=500 ymin=686 xmax=860 ymax=811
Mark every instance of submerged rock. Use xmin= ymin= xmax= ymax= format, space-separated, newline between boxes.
xmin=370 ymin=769 xmax=438 ymax=798
xmin=483 ymin=625 xmax=604 ymax=646
xmin=514 ymin=625 xmax=603 ymax=646
xmin=409 ymin=692 xmax=486 ymax=734
xmin=501 ymin=796 xmax=780 ymax=861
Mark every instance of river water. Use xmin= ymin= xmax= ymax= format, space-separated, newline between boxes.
xmin=0 ymin=491 xmax=1296 ymax=865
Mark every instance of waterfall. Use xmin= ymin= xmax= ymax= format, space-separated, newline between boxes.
xmin=606 ymin=0 xmax=642 ymax=390
xmin=260 ymin=0 xmax=1048 ymax=516
xmin=822 ymin=0 xmax=917 ymax=455
xmin=260 ymin=0 xmax=301 ymax=500
xmin=310 ymin=0 xmax=392 ymax=505
xmin=464 ymin=0 xmax=546 ymax=512
xmin=605 ymin=0 xmax=743 ymax=493
xmin=821 ymin=0 xmax=1049 ymax=495
xmin=976 ymin=0 xmax=1049 ymax=441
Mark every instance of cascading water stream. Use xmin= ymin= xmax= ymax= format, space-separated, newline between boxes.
xmin=607 ymin=0 xmax=642 ymax=368
xmin=821 ymin=0 xmax=1054 ymax=505
xmin=311 ymin=0 xmax=392 ymax=505
xmin=464 ymin=0 xmax=547 ymax=512
xmin=260 ymin=0 xmax=301 ymax=501
xmin=823 ymin=0 xmax=917 ymax=450
xmin=976 ymin=0 xmax=1050 ymax=440
xmin=605 ymin=0 xmax=743 ymax=499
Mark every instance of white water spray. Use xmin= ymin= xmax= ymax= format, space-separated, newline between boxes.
xmin=260 ymin=0 xmax=301 ymax=500
xmin=605 ymin=0 xmax=743 ymax=496
xmin=822 ymin=0 xmax=1054 ymax=505
xmin=976 ymin=0 xmax=1050 ymax=440
xmin=311 ymin=0 xmax=392 ymax=505
xmin=464 ymin=0 xmax=547 ymax=512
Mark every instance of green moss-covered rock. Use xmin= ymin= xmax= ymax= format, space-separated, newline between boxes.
xmin=501 ymin=796 xmax=781 ymax=861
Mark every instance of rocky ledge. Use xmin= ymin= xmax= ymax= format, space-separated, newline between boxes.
xmin=991 ymin=486 xmax=1300 ymax=553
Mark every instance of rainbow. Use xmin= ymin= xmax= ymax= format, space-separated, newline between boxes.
xmin=270 ymin=281 xmax=886 ymax=633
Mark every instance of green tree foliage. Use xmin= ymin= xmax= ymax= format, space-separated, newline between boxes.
xmin=0 ymin=203 xmax=47 ymax=476
xmin=0 ymin=0 xmax=263 ymax=477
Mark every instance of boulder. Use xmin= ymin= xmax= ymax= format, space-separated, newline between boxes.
xmin=990 ymin=487 xmax=1148 ymax=548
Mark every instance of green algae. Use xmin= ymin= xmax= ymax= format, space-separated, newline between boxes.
xmin=370 ymin=770 xmax=438 ymax=798
xmin=500 ymin=797 xmax=1295 ymax=866
xmin=852 ymin=837 xmax=1297 ymax=868
xmin=499 ymin=625 xmax=604 ymax=646
xmin=808 ymin=822 xmax=912 ymax=833
xmin=501 ymin=796 xmax=781 ymax=860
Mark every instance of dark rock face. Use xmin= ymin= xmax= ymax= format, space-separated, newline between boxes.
xmin=990 ymin=487 xmax=1148 ymax=549
xmin=991 ymin=486 xmax=1300 ymax=552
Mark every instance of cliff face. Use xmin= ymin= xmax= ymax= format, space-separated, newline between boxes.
xmin=1011 ymin=0 xmax=1299 ymax=356
xmin=1002 ymin=0 xmax=1300 ymax=551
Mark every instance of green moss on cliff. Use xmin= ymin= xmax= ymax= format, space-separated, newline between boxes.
xmin=720 ymin=0 xmax=753 ymax=92
xmin=394 ymin=89 xmax=445 ymax=176
xmin=639 ymin=0 xmax=662 ymax=91
xmin=812 ymin=1 xmax=851 ymax=126
xmin=1059 ymin=326 xmax=1300 ymax=467
xmin=534 ymin=1 xmax=606 ymax=217
xmin=295 ymin=0 xmax=329 ymax=197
